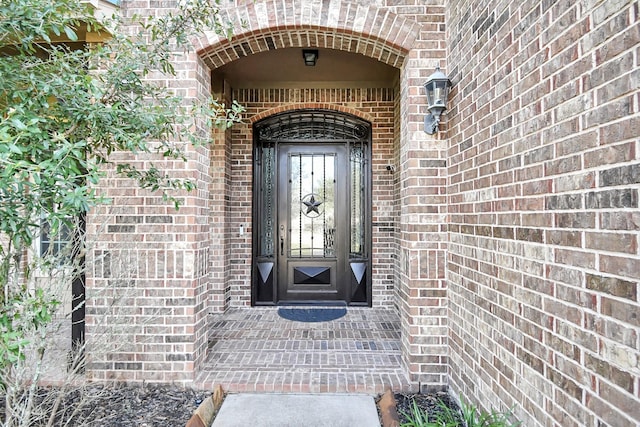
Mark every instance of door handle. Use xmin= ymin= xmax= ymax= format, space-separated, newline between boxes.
xmin=279 ymin=225 xmax=285 ymax=256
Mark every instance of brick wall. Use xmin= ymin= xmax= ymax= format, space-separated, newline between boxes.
xmin=83 ymin=4 xmax=640 ymax=421
xmin=85 ymin=2 xmax=213 ymax=383
xmin=446 ymin=0 xmax=640 ymax=425
xmin=208 ymin=81 xmax=234 ymax=312
xmin=86 ymin=172 xmax=208 ymax=383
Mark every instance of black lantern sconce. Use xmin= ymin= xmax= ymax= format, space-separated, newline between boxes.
xmin=423 ymin=66 xmax=452 ymax=134
xmin=302 ymin=49 xmax=319 ymax=66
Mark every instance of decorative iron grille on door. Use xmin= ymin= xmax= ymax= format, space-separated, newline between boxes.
xmin=252 ymin=110 xmax=371 ymax=305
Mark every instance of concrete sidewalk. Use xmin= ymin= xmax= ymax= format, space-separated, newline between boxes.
xmin=211 ymin=393 xmax=381 ymax=427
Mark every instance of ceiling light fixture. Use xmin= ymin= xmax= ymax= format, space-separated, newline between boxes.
xmin=302 ymin=49 xmax=319 ymax=66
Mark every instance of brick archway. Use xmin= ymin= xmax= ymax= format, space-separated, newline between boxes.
xmin=195 ymin=0 xmax=449 ymax=391
xmin=250 ymin=103 xmax=374 ymax=124
xmin=195 ymin=1 xmax=420 ymax=69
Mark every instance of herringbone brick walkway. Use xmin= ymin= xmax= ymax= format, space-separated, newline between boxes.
xmin=195 ymin=307 xmax=416 ymax=394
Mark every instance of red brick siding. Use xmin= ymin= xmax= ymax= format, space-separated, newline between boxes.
xmin=86 ymin=6 xmax=214 ymax=384
xmin=447 ymin=0 xmax=640 ymax=425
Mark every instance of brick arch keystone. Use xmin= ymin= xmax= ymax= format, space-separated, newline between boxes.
xmin=249 ymin=103 xmax=374 ymax=124
xmin=196 ymin=0 xmax=420 ymax=69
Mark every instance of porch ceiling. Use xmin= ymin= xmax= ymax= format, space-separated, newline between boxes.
xmin=212 ymin=47 xmax=399 ymax=89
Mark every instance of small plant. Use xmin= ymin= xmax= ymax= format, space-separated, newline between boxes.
xmin=400 ymin=395 xmax=521 ymax=427
xmin=458 ymin=397 xmax=521 ymax=427
xmin=400 ymin=399 xmax=433 ymax=427
xmin=400 ymin=397 xmax=460 ymax=427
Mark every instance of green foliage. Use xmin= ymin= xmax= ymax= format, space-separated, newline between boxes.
xmin=400 ymin=399 xmax=444 ymax=427
xmin=400 ymin=395 xmax=521 ymax=427
xmin=0 ymin=0 xmax=243 ymax=381
xmin=0 ymin=288 xmax=59 ymax=376
xmin=400 ymin=398 xmax=460 ymax=427
xmin=458 ymin=397 xmax=521 ymax=427
xmin=0 ymin=0 xmax=242 ymax=254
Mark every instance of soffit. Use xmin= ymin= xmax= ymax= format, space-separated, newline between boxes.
xmin=212 ymin=47 xmax=399 ymax=89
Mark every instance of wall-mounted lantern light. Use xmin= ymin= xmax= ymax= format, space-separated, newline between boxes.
xmin=423 ymin=66 xmax=452 ymax=134
xmin=302 ymin=49 xmax=319 ymax=66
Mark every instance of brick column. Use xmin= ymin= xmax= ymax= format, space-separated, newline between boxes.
xmin=397 ymin=51 xmax=449 ymax=390
xmin=208 ymin=79 xmax=233 ymax=312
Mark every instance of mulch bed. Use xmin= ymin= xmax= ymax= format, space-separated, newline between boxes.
xmin=3 ymin=385 xmax=460 ymax=426
xmin=1 ymin=384 xmax=208 ymax=427
xmin=394 ymin=391 xmax=461 ymax=424
xmin=376 ymin=390 xmax=461 ymax=426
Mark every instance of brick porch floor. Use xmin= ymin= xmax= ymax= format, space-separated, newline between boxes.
xmin=195 ymin=307 xmax=416 ymax=394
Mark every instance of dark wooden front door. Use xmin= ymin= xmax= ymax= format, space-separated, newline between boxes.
xmin=252 ymin=110 xmax=371 ymax=306
xmin=277 ymin=143 xmax=347 ymax=302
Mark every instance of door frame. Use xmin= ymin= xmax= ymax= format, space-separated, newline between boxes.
xmin=251 ymin=109 xmax=372 ymax=307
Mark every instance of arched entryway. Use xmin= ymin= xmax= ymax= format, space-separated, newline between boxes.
xmin=191 ymin=0 xmax=449 ymax=391
xmin=252 ymin=109 xmax=372 ymax=306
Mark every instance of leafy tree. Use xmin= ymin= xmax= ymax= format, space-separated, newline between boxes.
xmin=0 ymin=0 xmax=242 ymax=382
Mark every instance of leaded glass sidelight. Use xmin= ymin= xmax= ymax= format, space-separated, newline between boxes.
xmin=259 ymin=144 xmax=276 ymax=257
xmin=288 ymin=153 xmax=336 ymax=258
xmin=350 ymin=144 xmax=365 ymax=256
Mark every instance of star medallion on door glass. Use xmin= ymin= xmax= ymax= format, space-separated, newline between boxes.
xmin=301 ymin=193 xmax=323 ymax=218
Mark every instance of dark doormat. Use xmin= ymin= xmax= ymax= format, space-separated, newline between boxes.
xmin=277 ymin=307 xmax=347 ymax=322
